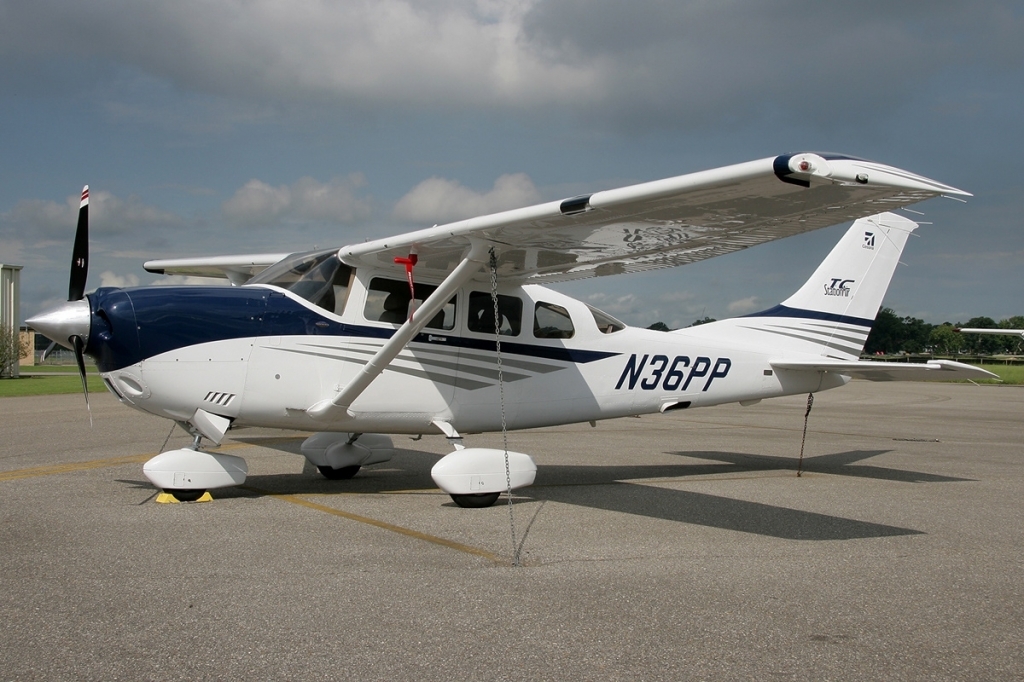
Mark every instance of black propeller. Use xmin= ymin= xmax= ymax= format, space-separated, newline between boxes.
xmin=69 ymin=186 xmax=90 ymax=302
xmin=69 ymin=186 xmax=91 ymax=423
xmin=25 ymin=185 xmax=94 ymax=425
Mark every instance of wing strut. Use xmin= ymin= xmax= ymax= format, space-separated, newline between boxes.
xmin=306 ymin=241 xmax=489 ymax=421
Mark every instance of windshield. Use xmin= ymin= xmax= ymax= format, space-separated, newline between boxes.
xmin=248 ymin=248 xmax=352 ymax=315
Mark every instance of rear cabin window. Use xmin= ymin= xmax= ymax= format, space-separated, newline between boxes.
xmin=534 ymin=302 xmax=575 ymax=339
xmin=467 ymin=291 xmax=523 ymax=336
xmin=363 ymin=277 xmax=456 ymax=330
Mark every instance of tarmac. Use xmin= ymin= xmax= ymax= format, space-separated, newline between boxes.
xmin=1 ymin=380 xmax=1022 ymax=680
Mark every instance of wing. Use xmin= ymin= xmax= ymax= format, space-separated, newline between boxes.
xmin=341 ymin=152 xmax=968 ymax=284
xmin=771 ymin=359 xmax=997 ymax=382
xmin=144 ymin=253 xmax=290 ymax=285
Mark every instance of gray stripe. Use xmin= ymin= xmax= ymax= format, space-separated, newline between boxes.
xmin=348 ymin=339 xmax=567 ymax=374
xmin=762 ymin=324 xmax=867 ymax=347
xmin=803 ymin=322 xmax=869 ymax=334
xmin=271 ymin=346 xmax=493 ymax=390
xmin=457 ymin=351 xmax=566 ymax=375
xmin=321 ymin=340 xmax=566 ymax=377
xmin=737 ymin=325 xmax=862 ymax=357
xmin=337 ymin=344 xmax=532 ymax=383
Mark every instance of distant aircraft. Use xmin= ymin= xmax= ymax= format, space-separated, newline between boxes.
xmin=956 ymin=328 xmax=1024 ymax=338
xmin=28 ymin=153 xmax=994 ymax=505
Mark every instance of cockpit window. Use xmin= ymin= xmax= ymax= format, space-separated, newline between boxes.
xmin=247 ymin=248 xmax=352 ymax=316
xmin=586 ymin=304 xmax=625 ymax=334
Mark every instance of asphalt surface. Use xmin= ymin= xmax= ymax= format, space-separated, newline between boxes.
xmin=1 ymin=381 xmax=1022 ymax=680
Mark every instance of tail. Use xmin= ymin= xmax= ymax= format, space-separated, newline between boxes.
xmin=680 ymin=212 xmax=917 ymax=360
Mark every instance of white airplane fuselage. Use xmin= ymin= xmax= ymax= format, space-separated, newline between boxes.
xmin=96 ymin=272 xmax=844 ymax=437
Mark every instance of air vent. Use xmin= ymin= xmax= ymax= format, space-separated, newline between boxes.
xmin=204 ymin=391 xmax=236 ymax=407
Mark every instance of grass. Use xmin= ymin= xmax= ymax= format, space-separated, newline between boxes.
xmin=22 ymin=364 xmax=86 ymax=374
xmin=970 ymin=363 xmax=1024 ymax=384
xmin=0 ymin=374 xmax=107 ymax=397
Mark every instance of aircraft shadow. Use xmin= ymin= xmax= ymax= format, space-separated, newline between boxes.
xmin=660 ymin=449 xmax=975 ymax=484
xmin=189 ymin=440 xmax=965 ymax=541
xmin=535 ymin=479 xmax=919 ymax=541
xmin=128 ymin=439 xmax=968 ymax=540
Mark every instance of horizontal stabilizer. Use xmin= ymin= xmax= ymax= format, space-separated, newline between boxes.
xmin=770 ymin=359 xmax=998 ymax=382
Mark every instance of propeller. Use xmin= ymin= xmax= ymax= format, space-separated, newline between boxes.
xmin=26 ymin=185 xmax=93 ymax=425
xmin=69 ymin=186 xmax=92 ymax=424
xmin=69 ymin=186 xmax=89 ymax=301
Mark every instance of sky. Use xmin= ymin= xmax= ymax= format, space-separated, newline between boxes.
xmin=2 ymin=1 xmax=1023 ymax=329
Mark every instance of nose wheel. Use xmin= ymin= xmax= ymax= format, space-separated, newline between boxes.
xmin=160 ymin=489 xmax=208 ymax=503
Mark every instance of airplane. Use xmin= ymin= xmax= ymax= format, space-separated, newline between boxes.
xmin=956 ymin=328 xmax=1024 ymax=339
xmin=27 ymin=152 xmax=996 ymax=507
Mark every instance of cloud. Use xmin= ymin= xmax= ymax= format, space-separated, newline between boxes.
xmin=393 ymin=173 xmax=540 ymax=224
xmin=222 ymin=175 xmax=372 ymax=227
xmin=727 ymin=296 xmax=760 ymax=314
xmin=1 ymin=189 xmax=181 ymax=242
xmin=7 ymin=2 xmax=1019 ymax=130
xmin=98 ymin=270 xmax=140 ymax=288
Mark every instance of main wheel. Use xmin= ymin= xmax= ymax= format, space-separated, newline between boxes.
xmin=317 ymin=465 xmax=360 ymax=480
xmin=168 ymin=489 xmax=206 ymax=502
xmin=451 ymin=492 xmax=501 ymax=508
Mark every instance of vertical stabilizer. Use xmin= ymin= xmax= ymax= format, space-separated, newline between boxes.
xmin=680 ymin=212 xmax=917 ymax=360
xmin=778 ymin=211 xmax=915 ymax=323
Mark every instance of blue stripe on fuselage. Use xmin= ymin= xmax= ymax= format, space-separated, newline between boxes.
xmin=88 ymin=286 xmax=618 ymax=372
xmin=740 ymin=304 xmax=874 ymax=328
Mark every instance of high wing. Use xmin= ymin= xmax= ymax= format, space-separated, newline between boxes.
xmin=144 ymin=253 xmax=290 ymax=285
xmin=770 ymin=359 xmax=997 ymax=382
xmin=339 ymin=152 xmax=969 ymax=283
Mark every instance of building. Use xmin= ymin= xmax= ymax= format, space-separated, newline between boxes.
xmin=2 ymin=263 xmax=24 ymax=378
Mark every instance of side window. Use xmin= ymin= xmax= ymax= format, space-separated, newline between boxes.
xmin=467 ymin=292 xmax=523 ymax=336
xmin=363 ymin=278 xmax=456 ymax=330
xmin=586 ymin=303 xmax=625 ymax=334
xmin=534 ymin=302 xmax=575 ymax=339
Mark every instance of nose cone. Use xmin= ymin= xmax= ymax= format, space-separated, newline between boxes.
xmin=27 ymin=299 xmax=91 ymax=350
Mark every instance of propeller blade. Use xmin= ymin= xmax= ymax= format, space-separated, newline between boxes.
xmin=68 ymin=185 xmax=89 ymax=301
xmin=40 ymin=340 xmax=57 ymax=362
xmin=71 ymin=334 xmax=92 ymax=427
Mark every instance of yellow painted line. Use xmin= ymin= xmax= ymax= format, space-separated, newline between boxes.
xmin=0 ymin=454 xmax=151 ymax=482
xmin=243 ymin=485 xmax=502 ymax=564
xmin=2 ymin=445 xmax=504 ymax=564
xmin=0 ymin=441 xmax=250 ymax=483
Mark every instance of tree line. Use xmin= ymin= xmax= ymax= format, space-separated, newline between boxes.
xmin=648 ymin=310 xmax=1024 ymax=356
xmin=862 ymin=309 xmax=1024 ymax=356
